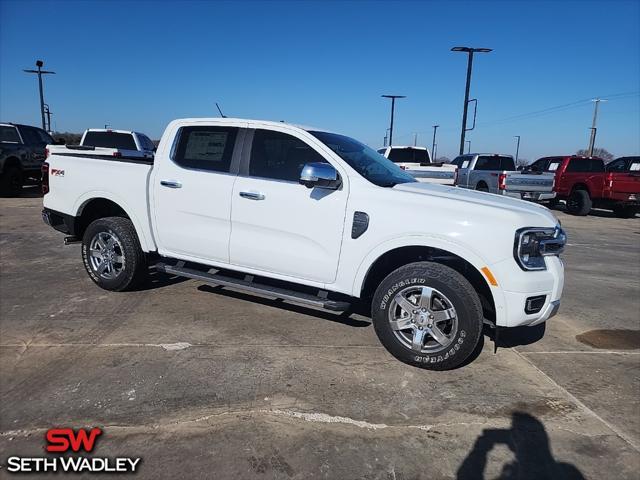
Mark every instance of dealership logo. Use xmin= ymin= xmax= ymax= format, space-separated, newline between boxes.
xmin=5 ymin=427 xmax=141 ymax=474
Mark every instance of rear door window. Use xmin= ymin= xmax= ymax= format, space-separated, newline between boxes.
xmin=21 ymin=127 xmax=45 ymax=145
xmin=500 ymin=156 xmax=516 ymax=171
xmin=173 ymin=126 xmax=238 ymax=172
xmin=83 ymin=132 xmax=138 ymax=150
xmin=606 ymin=159 xmax=626 ymax=172
xmin=566 ymin=158 xmax=605 ymax=172
xmin=0 ymin=126 xmax=21 ymax=143
xmin=475 ymin=156 xmax=501 ymax=170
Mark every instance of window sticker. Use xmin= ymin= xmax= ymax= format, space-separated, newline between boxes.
xmin=548 ymin=162 xmax=560 ymax=171
xmin=184 ymin=132 xmax=227 ymax=162
xmin=630 ymin=162 xmax=640 ymax=171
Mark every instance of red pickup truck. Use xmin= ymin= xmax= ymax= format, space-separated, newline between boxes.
xmin=528 ymin=155 xmax=640 ymax=218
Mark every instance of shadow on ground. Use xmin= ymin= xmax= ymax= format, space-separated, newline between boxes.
xmin=457 ymin=412 xmax=585 ymax=480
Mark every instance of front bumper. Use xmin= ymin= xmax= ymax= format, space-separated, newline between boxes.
xmin=491 ymin=255 xmax=565 ymax=327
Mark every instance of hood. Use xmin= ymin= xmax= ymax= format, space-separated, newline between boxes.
xmin=393 ymin=182 xmax=558 ymax=226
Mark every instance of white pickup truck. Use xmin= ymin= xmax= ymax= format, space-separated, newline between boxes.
xmin=377 ymin=146 xmax=457 ymax=185
xmin=453 ymin=153 xmax=556 ymax=201
xmin=80 ymin=129 xmax=155 ymax=159
xmin=42 ymin=118 xmax=565 ymax=370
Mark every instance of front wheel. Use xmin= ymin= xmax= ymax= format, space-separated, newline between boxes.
xmin=81 ymin=216 xmax=147 ymax=291
xmin=371 ymin=262 xmax=484 ymax=370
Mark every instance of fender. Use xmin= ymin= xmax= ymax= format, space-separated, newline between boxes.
xmin=350 ymin=234 xmax=507 ymax=325
xmin=74 ymin=190 xmax=156 ymax=252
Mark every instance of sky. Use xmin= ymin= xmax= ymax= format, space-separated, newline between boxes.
xmin=1 ymin=0 xmax=639 ymax=161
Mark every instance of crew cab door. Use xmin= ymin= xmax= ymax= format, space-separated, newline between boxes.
xmin=605 ymin=157 xmax=640 ymax=198
xmin=452 ymin=155 xmax=473 ymax=187
xmin=153 ymin=124 xmax=246 ymax=263
xmin=229 ymin=127 xmax=347 ymax=283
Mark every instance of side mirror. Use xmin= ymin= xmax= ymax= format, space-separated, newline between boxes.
xmin=299 ymin=162 xmax=341 ymax=190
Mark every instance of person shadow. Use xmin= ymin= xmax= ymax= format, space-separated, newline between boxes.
xmin=457 ymin=412 xmax=585 ymax=480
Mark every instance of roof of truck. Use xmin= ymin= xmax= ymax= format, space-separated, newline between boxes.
xmin=170 ymin=118 xmax=331 ymax=133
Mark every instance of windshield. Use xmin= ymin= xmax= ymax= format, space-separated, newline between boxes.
xmin=309 ymin=131 xmax=417 ymax=187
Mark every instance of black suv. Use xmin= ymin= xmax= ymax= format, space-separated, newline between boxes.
xmin=0 ymin=123 xmax=54 ymax=196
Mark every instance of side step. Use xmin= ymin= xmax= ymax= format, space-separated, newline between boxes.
xmin=156 ymin=262 xmax=351 ymax=312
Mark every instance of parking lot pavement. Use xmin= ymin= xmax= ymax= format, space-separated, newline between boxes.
xmin=1 ymin=194 xmax=638 ymax=479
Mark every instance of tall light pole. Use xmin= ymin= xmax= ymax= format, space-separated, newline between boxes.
xmin=431 ymin=125 xmax=439 ymax=161
xmin=23 ymin=60 xmax=55 ymax=130
xmin=451 ymin=47 xmax=492 ymax=155
xmin=466 ymin=140 xmax=471 ymax=154
xmin=43 ymin=104 xmax=52 ymax=132
xmin=381 ymin=94 xmax=405 ymax=147
xmin=514 ymin=135 xmax=521 ymax=162
xmin=588 ymin=98 xmax=607 ymax=156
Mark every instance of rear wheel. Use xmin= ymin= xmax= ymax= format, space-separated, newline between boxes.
xmin=566 ymin=189 xmax=591 ymax=216
xmin=0 ymin=166 xmax=23 ymax=197
xmin=612 ymin=205 xmax=638 ymax=218
xmin=81 ymin=216 xmax=147 ymax=291
xmin=371 ymin=262 xmax=484 ymax=370
xmin=475 ymin=182 xmax=489 ymax=192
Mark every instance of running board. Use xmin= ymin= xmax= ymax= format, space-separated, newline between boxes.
xmin=155 ymin=262 xmax=351 ymax=312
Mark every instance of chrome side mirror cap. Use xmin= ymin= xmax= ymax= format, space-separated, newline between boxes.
xmin=299 ymin=162 xmax=341 ymax=190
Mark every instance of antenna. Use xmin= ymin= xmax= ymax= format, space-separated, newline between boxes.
xmin=216 ymin=103 xmax=226 ymax=118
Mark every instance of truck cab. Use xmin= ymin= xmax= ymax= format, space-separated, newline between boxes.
xmin=80 ymin=129 xmax=155 ymax=159
xmin=453 ymin=153 xmax=556 ymax=201
xmin=377 ymin=146 xmax=457 ymax=185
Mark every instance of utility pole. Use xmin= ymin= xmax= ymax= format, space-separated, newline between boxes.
xmin=43 ymin=104 xmax=52 ymax=132
xmin=381 ymin=94 xmax=406 ymax=147
xmin=514 ymin=135 xmax=521 ymax=162
xmin=413 ymin=133 xmax=418 ymax=146
xmin=431 ymin=125 xmax=439 ymax=161
xmin=451 ymin=47 xmax=492 ymax=155
xmin=466 ymin=140 xmax=471 ymax=154
xmin=588 ymin=98 xmax=607 ymax=156
xmin=23 ymin=60 xmax=55 ymax=130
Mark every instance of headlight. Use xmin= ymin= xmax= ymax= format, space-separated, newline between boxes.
xmin=514 ymin=226 xmax=566 ymax=271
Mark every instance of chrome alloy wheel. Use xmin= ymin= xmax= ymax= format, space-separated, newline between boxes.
xmin=88 ymin=231 xmax=125 ymax=280
xmin=388 ymin=286 xmax=458 ymax=353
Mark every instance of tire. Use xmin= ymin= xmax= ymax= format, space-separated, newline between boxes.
xmin=547 ymin=198 xmax=560 ymax=209
xmin=475 ymin=182 xmax=489 ymax=192
xmin=81 ymin=216 xmax=147 ymax=291
xmin=612 ymin=205 xmax=638 ymax=218
xmin=566 ymin=189 xmax=591 ymax=216
xmin=0 ymin=166 xmax=23 ymax=197
xmin=371 ymin=261 xmax=484 ymax=370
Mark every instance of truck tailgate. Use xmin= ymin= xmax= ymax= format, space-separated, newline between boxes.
xmin=504 ymin=172 xmax=555 ymax=193
xmin=403 ymin=164 xmax=457 ymax=184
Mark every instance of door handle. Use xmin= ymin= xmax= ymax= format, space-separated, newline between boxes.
xmin=160 ymin=180 xmax=182 ymax=188
xmin=239 ymin=191 xmax=265 ymax=200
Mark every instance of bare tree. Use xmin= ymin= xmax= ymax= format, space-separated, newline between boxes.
xmin=516 ymin=158 xmax=529 ymax=169
xmin=436 ymin=156 xmax=451 ymax=163
xmin=576 ymin=148 xmax=614 ymax=162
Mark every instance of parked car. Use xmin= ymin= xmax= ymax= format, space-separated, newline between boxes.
xmin=0 ymin=122 xmax=54 ymax=196
xmin=42 ymin=118 xmax=565 ymax=370
xmin=529 ymin=156 xmax=639 ymax=217
xmin=80 ymin=129 xmax=155 ymax=159
xmin=377 ymin=146 xmax=457 ymax=185
xmin=453 ymin=153 xmax=556 ymax=201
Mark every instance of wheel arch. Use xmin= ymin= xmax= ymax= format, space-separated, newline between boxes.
xmin=355 ymin=241 xmax=500 ymax=325
xmin=73 ymin=193 xmax=154 ymax=251
xmin=570 ymin=182 xmax=590 ymax=196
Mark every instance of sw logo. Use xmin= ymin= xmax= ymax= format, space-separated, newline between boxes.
xmin=45 ymin=427 xmax=102 ymax=452
xmin=5 ymin=427 xmax=141 ymax=474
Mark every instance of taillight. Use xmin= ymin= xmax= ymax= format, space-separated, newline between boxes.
xmin=113 ymin=151 xmax=122 ymax=158
xmin=498 ymin=173 xmax=507 ymax=190
xmin=454 ymin=167 xmax=459 ymax=185
xmin=41 ymin=162 xmax=50 ymax=195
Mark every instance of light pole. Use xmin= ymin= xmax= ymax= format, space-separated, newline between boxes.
xmin=431 ymin=125 xmax=439 ymax=162
xmin=451 ymin=47 xmax=492 ymax=155
xmin=23 ymin=60 xmax=55 ymax=130
xmin=381 ymin=94 xmax=405 ymax=147
xmin=588 ymin=98 xmax=607 ymax=156
xmin=514 ymin=135 xmax=521 ymax=162
xmin=43 ymin=104 xmax=52 ymax=133
xmin=466 ymin=140 xmax=471 ymax=154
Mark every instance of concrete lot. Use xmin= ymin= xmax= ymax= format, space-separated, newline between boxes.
xmin=1 ymin=191 xmax=638 ymax=479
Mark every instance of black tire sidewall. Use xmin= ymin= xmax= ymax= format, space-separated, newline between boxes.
xmin=81 ymin=217 xmax=145 ymax=291
xmin=0 ymin=167 xmax=22 ymax=197
xmin=567 ymin=190 xmax=591 ymax=216
xmin=372 ymin=262 xmax=483 ymax=370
